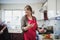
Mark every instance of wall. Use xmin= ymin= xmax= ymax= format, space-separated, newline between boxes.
xmin=0 ymin=3 xmax=42 ymax=20
xmin=0 ymin=4 xmax=2 ymax=19
xmin=48 ymin=0 xmax=56 ymax=18
xmin=0 ymin=3 xmax=44 ymax=33
xmin=55 ymin=0 xmax=60 ymax=35
xmin=57 ymin=0 xmax=60 ymax=15
xmin=48 ymin=0 xmax=60 ymax=35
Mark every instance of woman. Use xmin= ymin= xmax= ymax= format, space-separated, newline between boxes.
xmin=21 ymin=5 xmax=38 ymax=40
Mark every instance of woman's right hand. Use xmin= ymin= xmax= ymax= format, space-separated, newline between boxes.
xmin=23 ymin=23 xmax=34 ymax=31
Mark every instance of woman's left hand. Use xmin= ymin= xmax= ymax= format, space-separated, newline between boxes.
xmin=30 ymin=23 xmax=35 ymax=27
xmin=38 ymin=28 xmax=46 ymax=33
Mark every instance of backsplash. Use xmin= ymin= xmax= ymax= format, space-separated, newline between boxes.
xmin=37 ymin=20 xmax=60 ymax=34
xmin=37 ymin=19 xmax=60 ymax=34
xmin=37 ymin=20 xmax=55 ymax=27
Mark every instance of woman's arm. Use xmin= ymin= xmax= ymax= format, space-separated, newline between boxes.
xmin=22 ymin=25 xmax=31 ymax=31
xmin=34 ymin=16 xmax=45 ymax=33
xmin=21 ymin=16 xmax=32 ymax=31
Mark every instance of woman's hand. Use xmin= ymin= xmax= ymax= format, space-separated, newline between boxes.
xmin=23 ymin=23 xmax=35 ymax=31
xmin=24 ymin=24 xmax=32 ymax=30
xmin=38 ymin=28 xmax=46 ymax=33
xmin=27 ymin=23 xmax=35 ymax=29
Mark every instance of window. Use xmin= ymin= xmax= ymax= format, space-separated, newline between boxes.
xmin=4 ymin=10 xmax=25 ymax=33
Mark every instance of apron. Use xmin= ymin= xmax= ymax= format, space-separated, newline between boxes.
xmin=24 ymin=17 xmax=37 ymax=40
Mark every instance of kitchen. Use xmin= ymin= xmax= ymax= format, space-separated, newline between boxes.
xmin=0 ymin=0 xmax=60 ymax=40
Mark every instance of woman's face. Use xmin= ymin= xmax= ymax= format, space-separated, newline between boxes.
xmin=24 ymin=8 xmax=32 ymax=16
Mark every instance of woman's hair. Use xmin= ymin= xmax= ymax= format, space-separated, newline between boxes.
xmin=24 ymin=5 xmax=32 ymax=13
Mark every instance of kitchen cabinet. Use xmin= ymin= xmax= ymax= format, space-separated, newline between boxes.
xmin=10 ymin=33 xmax=23 ymax=40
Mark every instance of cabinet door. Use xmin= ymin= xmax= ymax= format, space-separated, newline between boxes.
xmin=11 ymin=33 xmax=23 ymax=40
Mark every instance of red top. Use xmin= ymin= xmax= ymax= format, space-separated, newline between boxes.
xmin=24 ymin=17 xmax=37 ymax=40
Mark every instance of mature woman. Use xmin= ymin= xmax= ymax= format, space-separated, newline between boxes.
xmin=21 ymin=5 xmax=38 ymax=40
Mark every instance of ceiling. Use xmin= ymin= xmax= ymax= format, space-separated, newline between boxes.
xmin=0 ymin=0 xmax=47 ymax=4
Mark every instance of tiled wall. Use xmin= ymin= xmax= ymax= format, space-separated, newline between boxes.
xmin=37 ymin=19 xmax=60 ymax=35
